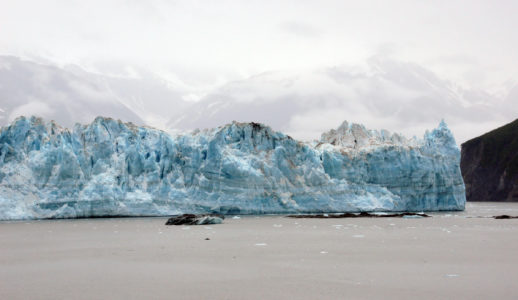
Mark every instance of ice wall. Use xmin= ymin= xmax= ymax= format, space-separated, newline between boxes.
xmin=0 ymin=116 xmax=465 ymax=220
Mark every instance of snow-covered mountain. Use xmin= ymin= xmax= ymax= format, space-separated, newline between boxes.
xmin=0 ymin=56 xmax=187 ymax=129
xmin=168 ymin=56 xmax=507 ymax=143
xmin=0 ymin=55 xmax=514 ymax=144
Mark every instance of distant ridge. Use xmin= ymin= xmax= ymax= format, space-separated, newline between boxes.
xmin=461 ymin=119 xmax=518 ymax=201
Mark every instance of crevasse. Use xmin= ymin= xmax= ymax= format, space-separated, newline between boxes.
xmin=0 ymin=116 xmax=465 ymax=220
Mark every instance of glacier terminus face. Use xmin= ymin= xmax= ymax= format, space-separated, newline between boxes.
xmin=0 ymin=116 xmax=465 ymax=220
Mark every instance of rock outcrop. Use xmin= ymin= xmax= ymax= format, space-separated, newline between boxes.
xmin=165 ymin=214 xmax=224 ymax=225
xmin=461 ymin=119 xmax=518 ymax=202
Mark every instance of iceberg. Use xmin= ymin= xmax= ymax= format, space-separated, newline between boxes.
xmin=0 ymin=116 xmax=465 ymax=220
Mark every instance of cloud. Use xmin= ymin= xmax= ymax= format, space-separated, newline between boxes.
xmin=278 ymin=21 xmax=322 ymax=38
xmin=8 ymin=100 xmax=53 ymax=123
xmin=0 ymin=56 xmax=146 ymax=127
xmin=168 ymin=55 xmax=514 ymax=143
xmin=428 ymin=54 xmax=480 ymax=66
xmin=0 ymin=55 xmax=515 ymax=145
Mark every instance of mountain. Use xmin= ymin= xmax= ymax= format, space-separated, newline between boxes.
xmin=0 ymin=55 xmax=513 ymax=144
xmin=167 ymin=56 xmax=503 ymax=143
xmin=461 ymin=119 xmax=518 ymax=201
xmin=0 ymin=116 xmax=465 ymax=220
xmin=0 ymin=56 xmax=187 ymax=129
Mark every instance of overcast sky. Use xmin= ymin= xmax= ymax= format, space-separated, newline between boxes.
xmin=0 ymin=0 xmax=517 ymax=143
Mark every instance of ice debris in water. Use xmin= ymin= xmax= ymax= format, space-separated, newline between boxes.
xmin=165 ymin=214 xmax=224 ymax=225
xmin=0 ymin=116 xmax=465 ymax=220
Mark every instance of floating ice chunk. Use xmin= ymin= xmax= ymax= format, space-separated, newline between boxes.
xmin=255 ymin=243 xmax=267 ymax=246
xmin=403 ymin=215 xmax=424 ymax=219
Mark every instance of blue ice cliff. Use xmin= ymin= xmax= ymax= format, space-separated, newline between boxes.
xmin=0 ymin=116 xmax=465 ymax=220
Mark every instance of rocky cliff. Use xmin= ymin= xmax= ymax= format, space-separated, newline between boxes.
xmin=461 ymin=119 xmax=518 ymax=201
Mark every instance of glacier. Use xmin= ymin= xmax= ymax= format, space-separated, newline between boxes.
xmin=0 ymin=116 xmax=465 ymax=220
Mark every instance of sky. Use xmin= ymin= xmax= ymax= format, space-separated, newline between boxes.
xmin=0 ymin=0 xmax=517 ymax=143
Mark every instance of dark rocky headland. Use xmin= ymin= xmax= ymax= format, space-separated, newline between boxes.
xmin=461 ymin=119 xmax=518 ymax=201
